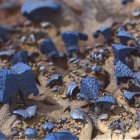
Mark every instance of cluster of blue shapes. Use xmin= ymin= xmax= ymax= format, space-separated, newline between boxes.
xmin=93 ymin=26 xmax=111 ymax=41
xmin=116 ymin=28 xmax=134 ymax=44
xmin=61 ymin=32 xmax=88 ymax=56
xmin=40 ymin=38 xmax=59 ymax=59
xmin=21 ymin=0 xmax=61 ymax=22
xmin=0 ymin=62 xmax=38 ymax=104
xmin=44 ymin=132 xmax=79 ymax=140
xmin=12 ymin=50 xmax=28 ymax=65
xmin=79 ymin=77 xmax=102 ymax=101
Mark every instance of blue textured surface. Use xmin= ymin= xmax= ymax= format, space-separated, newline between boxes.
xmin=93 ymin=26 xmax=111 ymax=41
xmin=61 ymin=32 xmax=80 ymax=56
xmin=43 ymin=122 xmax=55 ymax=132
xmin=112 ymin=44 xmax=137 ymax=63
xmin=21 ymin=0 xmax=61 ymax=21
xmin=79 ymin=77 xmax=102 ymax=101
xmin=12 ymin=63 xmax=39 ymax=96
xmin=46 ymin=74 xmax=63 ymax=88
xmin=40 ymin=38 xmax=59 ymax=58
xmin=12 ymin=50 xmax=28 ymax=65
xmin=44 ymin=132 xmax=79 ymax=140
xmin=117 ymin=28 xmax=134 ymax=44
xmin=13 ymin=105 xmax=37 ymax=119
xmin=0 ymin=63 xmax=38 ymax=104
xmin=70 ymin=109 xmax=86 ymax=120
xmin=137 ymin=110 xmax=140 ymax=123
xmin=0 ymin=26 xmax=10 ymax=42
xmin=123 ymin=90 xmax=140 ymax=101
xmin=114 ymin=60 xmax=134 ymax=84
xmin=25 ymin=128 xmax=37 ymax=139
xmin=96 ymin=95 xmax=116 ymax=109
xmin=0 ymin=132 xmax=7 ymax=140
xmin=67 ymin=81 xmax=78 ymax=98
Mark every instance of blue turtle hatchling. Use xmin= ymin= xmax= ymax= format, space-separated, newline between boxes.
xmin=44 ymin=132 xmax=79 ymax=140
xmin=46 ymin=73 xmax=63 ymax=88
xmin=96 ymin=95 xmax=117 ymax=110
xmin=25 ymin=128 xmax=37 ymax=139
xmin=79 ymin=77 xmax=102 ymax=101
xmin=93 ymin=26 xmax=111 ymax=41
xmin=61 ymin=32 xmax=88 ymax=56
xmin=12 ymin=50 xmax=28 ymax=65
xmin=40 ymin=38 xmax=59 ymax=59
xmin=116 ymin=28 xmax=134 ymax=44
xmin=21 ymin=0 xmax=61 ymax=22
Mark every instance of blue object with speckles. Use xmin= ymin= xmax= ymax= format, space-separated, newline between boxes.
xmin=114 ymin=60 xmax=135 ymax=84
xmin=12 ymin=50 xmax=28 ymax=65
xmin=44 ymin=132 xmax=79 ymax=140
xmin=112 ymin=44 xmax=137 ymax=63
xmin=96 ymin=95 xmax=116 ymax=110
xmin=0 ymin=62 xmax=38 ymax=104
xmin=79 ymin=77 xmax=102 ymax=101
xmin=40 ymin=38 xmax=59 ymax=59
xmin=67 ymin=81 xmax=78 ymax=98
xmin=12 ymin=62 xmax=39 ymax=96
xmin=61 ymin=32 xmax=88 ymax=56
xmin=46 ymin=74 xmax=63 ymax=88
xmin=25 ymin=128 xmax=37 ymax=139
xmin=117 ymin=28 xmax=134 ymax=44
xmin=21 ymin=0 xmax=61 ymax=22
xmin=43 ymin=122 xmax=55 ymax=132
xmin=93 ymin=26 xmax=111 ymax=41
xmin=123 ymin=90 xmax=140 ymax=101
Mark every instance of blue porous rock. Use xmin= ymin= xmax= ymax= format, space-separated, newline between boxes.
xmin=44 ymin=132 xmax=79 ymax=140
xmin=112 ymin=44 xmax=137 ymax=63
xmin=117 ymin=28 xmax=134 ymax=44
xmin=40 ymin=38 xmax=59 ymax=58
xmin=46 ymin=74 xmax=63 ymax=88
xmin=0 ymin=69 xmax=17 ymax=103
xmin=13 ymin=105 xmax=37 ymax=119
xmin=67 ymin=81 xmax=78 ymax=98
xmin=25 ymin=128 xmax=37 ymax=139
xmin=123 ymin=90 xmax=140 ymax=101
xmin=114 ymin=60 xmax=135 ymax=84
xmin=12 ymin=50 xmax=28 ymax=65
xmin=93 ymin=26 xmax=111 ymax=41
xmin=121 ymin=0 xmax=134 ymax=5
xmin=70 ymin=108 xmax=86 ymax=120
xmin=79 ymin=77 xmax=102 ymax=101
xmin=43 ymin=122 xmax=55 ymax=132
xmin=11 ymin=62 xmax=39 ymax=96
xmin=21 ymin=0 xmax=61 ymax=22
xmin=96 ymin=95 xmax=117 ymax=110
xmin=61 ymin=32 xmax=88 ymax=56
